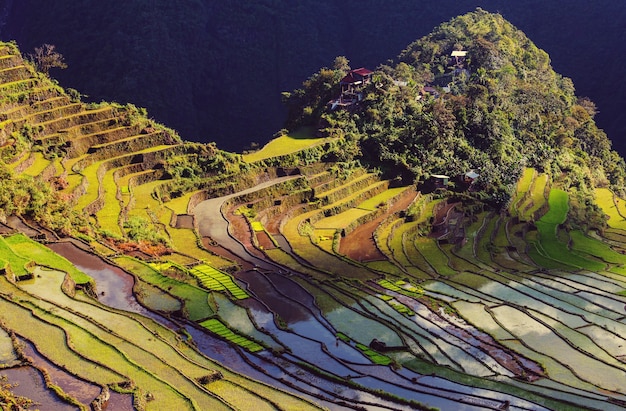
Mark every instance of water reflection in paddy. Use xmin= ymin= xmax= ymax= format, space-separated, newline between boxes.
xmin=48 ymin=241 xmax=148 ymax=314
xmin=21 ymin=339 xmax=101 ymax=407
xmin=0 ymin=367 xmax=75 ymax=411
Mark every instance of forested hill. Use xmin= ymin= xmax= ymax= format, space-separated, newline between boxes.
xmin=0 ymin=1 xmax=625 ymax=154
xmin=283 ymin=9 xmax=625 ymax=223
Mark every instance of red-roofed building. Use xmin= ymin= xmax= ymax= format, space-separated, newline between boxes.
xmin=329 ymin=68 xmax=374 ymax=110
xmin=340 ymin=68 xmax=373 ymax=92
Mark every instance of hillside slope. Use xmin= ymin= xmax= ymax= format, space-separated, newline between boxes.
xmin=1 ymin=10 xmax=626 ymax=411
xmin=2 ymin=1 xmax=625 ymax=153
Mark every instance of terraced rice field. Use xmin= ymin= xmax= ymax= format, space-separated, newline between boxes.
xmin=189 ymin=264 xmax=249 ymax=299
xmin=242 ymin=127 xmax=327 ymax=163
xmin=199 ymin=319 xmax=263 ymax=352
xmin=3 ymin=42 xmax=626 ymax=410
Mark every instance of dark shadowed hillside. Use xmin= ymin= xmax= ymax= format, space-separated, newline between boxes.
xmin=1 ymin=0 xmax=625 ymax=154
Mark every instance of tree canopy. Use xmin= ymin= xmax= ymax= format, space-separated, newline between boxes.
xmin=283 ymin=9 xmax=625 ymax=218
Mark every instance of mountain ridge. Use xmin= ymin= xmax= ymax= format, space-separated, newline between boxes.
xmin=2 ymin=1 xmax=624 ymax=154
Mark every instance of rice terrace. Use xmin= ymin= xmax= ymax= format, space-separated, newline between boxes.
xmin=2 ymin=9 xmax=626 ymax=411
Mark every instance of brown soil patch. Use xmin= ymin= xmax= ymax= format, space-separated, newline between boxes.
xmin=339 ymin=188 xmax=418 ymax=262
xmin=255 ymin=230 xmax=276 ymax=250
xmin=225 ymin=205 xmax=265 ymax=259
xmin=175 ymin=214 xmax=194 ymax=229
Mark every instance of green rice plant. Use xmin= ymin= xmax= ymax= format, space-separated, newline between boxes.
xmin=199 ymin=319 xmax=263 ymax=352
xmin=475 ymin=213 xmax=497 ymax=264
xmin=492 ymin=216 xmax=509 ymax=248
xmin=540 ymin=189 xmax=568 ymax=224
xmin=4 ymin=233 xmax=91 ymax=284
xmin=164 ymin=191 xmax=196 ymax=215
xmin=21 ymin=152 xmax=50 ymax=177
xmin=282 ymin=204 xmax=375 ymax=280
xmin=439 ymin=243 xmax=481 ymax=272
xmin=527 ymin=241 xmax=577 ymax=270
xmin=314 ymin=208 xmax=370 ymax=230
xmin=533 ymin=190 xmax=606 ymax=271
xmin=242 ymin=127 xmax=321 ymax=163
xmin=72 ymin=161 xmax=101 ymax=212
xmin=414 ymin=238 xmax=457 ymax=276
xmin=0 ymin=235 xmax=31 ymax=277
xmin=15 ymin=271 xmax=233 ymax=410
xmin=595 ymin=188 xmax=626 ymax=230
xmin=388 ymin=221 xmax=417 ymax=267
xmin=388 ymin=300 xmax=415 ymax=316
xmin=165 ymin=223 xmax=233 ymax=269
xmin=375 ymin=217 xmax=402 ymax=260
xmin=378 ymin=279 xmax=403 ymax=292
xmin=509 ymin=167 xmax=535 ymax=216
xmin=250 ymin=221 xmax=264 ymax=232
xmin=127 ymin=179 xmax=165 ymax=217
xmin=569 ymin=230 xmax=626 ymax=265
xmin=357 ymin=186 xmax=410 ymax=211
xmin=355 ymin=343 xmax=392 ymax=365
xmin=95 ymin=167 xmax=122 ymax=235
xmin=189 ymin=264 xmax=249 ymax=299
xmin=0 ymin=294 xmax=125 ymax=386
xmin=365 ymin=260 xmax=403 ymax=275
xmin=208 ymin=380 xmax=278 ymax=411
xmin=402 ymin=235 xmax=438 ymax=279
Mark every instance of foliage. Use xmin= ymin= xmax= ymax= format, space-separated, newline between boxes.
xmin=0 ymin=163 xmax=81 ymax=234
xmin=282 ymin=8 xmax=625 ymax=222
xmin=29 ymin=43 xmax=67 ymax=76
xmin=123 ymin=216 xmax=170 ymax=246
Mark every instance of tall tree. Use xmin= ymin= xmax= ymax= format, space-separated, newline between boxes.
xmin=30 ymin=44 xmax=67 ymax=75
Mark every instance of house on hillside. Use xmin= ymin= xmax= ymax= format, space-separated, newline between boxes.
xmin=420 ymin=174 xmax=450 ymax=193
xmin=458 ymin=169 xmax=480 ymax=191
xmin=451 ymin=50 xmax=468 ymax=67
xmin=463 ymin=170 xmax=479 ymax=184
xmin=430 ymin=174 xmax=450 ymax=189
xmin=329 ymin=67 xmax=373 ymax=110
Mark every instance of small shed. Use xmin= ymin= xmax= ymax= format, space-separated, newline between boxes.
xmin=430 ymin=174 xmax=450 ymax=189
xmin=464 ymin=170 xmax=479 ymax=183
xmin=451 ymin=50 xmax=468 ymax=67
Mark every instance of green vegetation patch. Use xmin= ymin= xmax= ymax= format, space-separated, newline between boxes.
xmin=189 ymin=264 xmax=249 ymax=299
xmin=199 ymin=318 xmax=263 ymax=352
xmin=0 ymin=236 xmax=31 ymax=277
xmin=250 ymin=221 xmax=264 ymax=232
xmin=4 ymin=234 xmax=91 ymax=284
xmin=355 ymin=342 xmax=392 ymax=365
xmin=520 ymin=173 xmax=549 ymax=221
xmin=378 ymin=279 xmax=403 ymax=292
xmin=242 ymin=127 xmax=324 ymax=163
xmin=532 ymin=190 xmax=606 ymax=271
xmin=21 ymin=152 xmax=50 ymax=177
xmin=358 ymin=186 xmax=409 ymax=211
xmin=569 ymin=230 xmax=626 ymax=265
xmin=595 ymin=188 xmax=626 ymax=230
xmin=414 ymin=238 xmax=457 ymax=276
xmin=388 ymin=300 xmax=415 ymax=316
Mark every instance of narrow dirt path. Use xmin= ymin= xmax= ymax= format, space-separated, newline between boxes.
xmin=192 ymin=176 xmax=298 ymax=267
